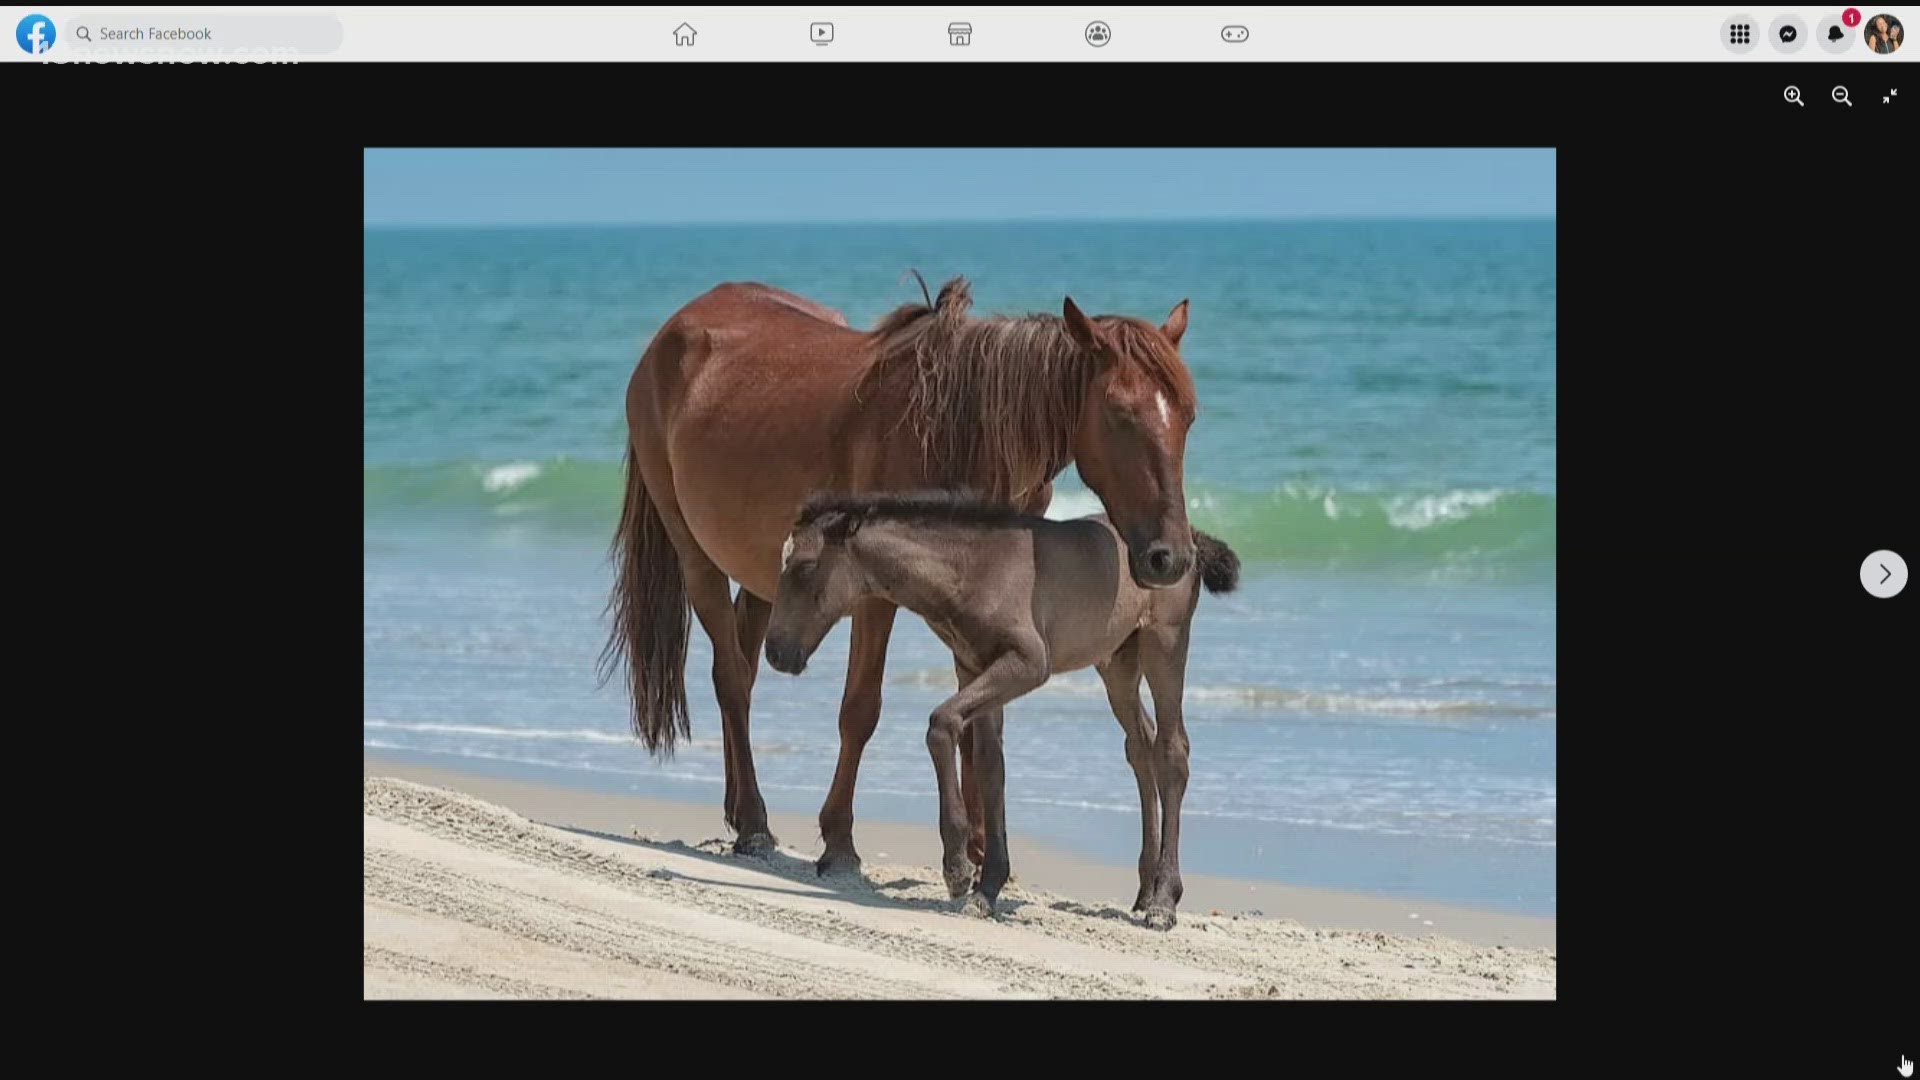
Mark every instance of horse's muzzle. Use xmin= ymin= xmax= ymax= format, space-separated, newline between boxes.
xmin=764 ymin=640 xmax=807 ymax=676
xmin=1133 ymin=541 xmax=1193 ymax=589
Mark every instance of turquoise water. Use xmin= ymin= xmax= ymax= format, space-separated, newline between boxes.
xmin=363 ymin=221 xmax=1556 ymax=915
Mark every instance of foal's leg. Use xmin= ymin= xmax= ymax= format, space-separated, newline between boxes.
xmin=955 ymin=481 xmax=1049 ymax=874
xmin=963 ymin=710 xmax=1011 ymax=918
xmin=927 ymin=646 xmax=1046 ymax=900
xmin=1096 ymin=633 xmax=1159 ymax=913
xmin=1139 ymin=621 xmax=1193 ymax=929
xmin=955 ymin=657 xmax=988 ymax=870
xmin=816 ymin=597 xmax=898 ymax=877
xmin=678 ymin=556 xmax=775 ymax=854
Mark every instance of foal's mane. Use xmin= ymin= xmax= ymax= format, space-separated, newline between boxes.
xmin=795 ymin=489 xmax=1044 ymax=533
xmin=860 ymin=275 xmax=1195 ymax=502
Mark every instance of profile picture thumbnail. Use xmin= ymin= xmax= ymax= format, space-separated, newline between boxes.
xmin=1865 ymin=13 xmax=1903 ymax=53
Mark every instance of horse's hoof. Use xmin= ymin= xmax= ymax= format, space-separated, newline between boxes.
xmin=944 ymin=864 xmax=976 ymax=899
xmin=733 ymin=832 xmax=777 ymax=857
xmin=815 ymin=851 xmax=862 ymax=879
xmin=1143 ymin=907 xmax=1177 ymax=931
xmin=962 ymin=893 xmax=995 ymax=919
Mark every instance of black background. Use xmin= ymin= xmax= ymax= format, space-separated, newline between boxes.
xmin=11 ymin=60 xmax=1909 ymax=1061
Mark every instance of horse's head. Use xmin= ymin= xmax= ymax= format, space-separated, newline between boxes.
xmin=1063 ymin=296 xmax=1198 ymax=589
xmin=764 ymin=509 xmax=869 ymax=676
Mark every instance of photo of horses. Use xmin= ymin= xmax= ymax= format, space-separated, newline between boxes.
xmin=365 ymin=148 xmax=1556 ymax=998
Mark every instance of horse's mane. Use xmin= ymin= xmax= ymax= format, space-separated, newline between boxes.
xmin=860 ymin=275 xmax=1195 ymax=502
xmin=795 ymin=488 xmax=1043 ymax=533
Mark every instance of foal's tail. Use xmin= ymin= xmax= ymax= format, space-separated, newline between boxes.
xmin=597 ymin=446 xmax=691 ymax=756
xmin=1194 ymin=530 xmax=1241 ymax=595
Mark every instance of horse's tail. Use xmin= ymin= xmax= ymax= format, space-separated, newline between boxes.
xmin=597 ymin=446 xmax=691 ymax=756
xmin=1194 ymin=530 xmax=1241 ymax=595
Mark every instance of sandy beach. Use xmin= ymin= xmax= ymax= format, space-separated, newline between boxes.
xmin=364 ymin=758 xmax=1556 ymax=999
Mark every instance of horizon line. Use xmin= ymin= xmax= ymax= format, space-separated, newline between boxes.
xmin=364 ymin=212 xmax=1557 ymax=229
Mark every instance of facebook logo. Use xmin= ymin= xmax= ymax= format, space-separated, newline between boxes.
xmin=16 ymin=13 xmax=56 ymax=54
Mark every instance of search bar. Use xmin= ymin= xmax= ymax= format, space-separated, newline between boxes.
xmin=68 ymin=14 xmax=343 ymax=57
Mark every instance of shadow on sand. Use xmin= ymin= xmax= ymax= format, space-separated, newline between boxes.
xmin=551 ymin=823 xmax=1037 ymax=919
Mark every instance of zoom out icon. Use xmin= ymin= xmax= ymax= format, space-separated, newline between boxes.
xmin=16 ymin=12 xmax=56 ymax=54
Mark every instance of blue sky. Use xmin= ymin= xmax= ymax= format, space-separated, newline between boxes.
xmin=363 ymin=149 xmax=1553 ymax=226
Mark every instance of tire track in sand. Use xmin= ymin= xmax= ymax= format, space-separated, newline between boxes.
xmin=982 ymin=897 xmax=1554 ymax=999
xmin=364 ymin=776 xmax=1145 ymax=999
xmin=364 ymin=847 xmax=930 ymax=999
xmin=362 ymin=945 xmax=596 ymax=1000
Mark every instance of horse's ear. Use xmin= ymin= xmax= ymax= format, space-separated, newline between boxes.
xmin=1162 ymin=299 xmax=1189 ymax=347
xmin=1062 ymin=296 xmax=1111 ymax=357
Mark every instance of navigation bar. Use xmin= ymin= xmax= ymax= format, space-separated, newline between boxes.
xmin=8 ymin=7 xmax=1914 ymax=63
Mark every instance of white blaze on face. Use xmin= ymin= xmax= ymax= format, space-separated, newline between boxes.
xmin=781 ymin=533 xmax=795 ymax=569
xmin=1156 ymin=391 xmax=1171 ymax=427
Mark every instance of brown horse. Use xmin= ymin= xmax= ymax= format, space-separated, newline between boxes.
xmin=764 ymin=491 xmax=1241 ymax=927
xmin=601 ymin=275 xmax=1198 ymax=876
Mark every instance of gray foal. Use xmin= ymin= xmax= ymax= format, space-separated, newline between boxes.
xmin=764 ymin=491 xmax=1239 ymax=929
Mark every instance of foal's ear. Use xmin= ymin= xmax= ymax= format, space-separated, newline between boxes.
xmin=1062 ymin=296 xmax=1112 ymax=357
xmin=1161 ymin=299 xmax=1189 ymax=347
xmin=819 ymin=510 xmax=863 ymax=541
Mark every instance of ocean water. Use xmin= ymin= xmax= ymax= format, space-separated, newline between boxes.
xmin=364 ymin=221 xmax=1556 ymax=916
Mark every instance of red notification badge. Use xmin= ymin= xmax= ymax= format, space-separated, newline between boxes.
xmin=1842 ymin=9 xmax=1862 ymax=27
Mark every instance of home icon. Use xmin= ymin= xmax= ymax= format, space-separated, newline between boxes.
xmin=949 ymin=22 xmax=972 ymax=46
xmin=673 ymin=23 xmax=696 ymax=46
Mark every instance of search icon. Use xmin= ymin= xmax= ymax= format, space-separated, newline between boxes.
xmin=1833 ymin=85 xmax=1852 ymax=106
xmin=76 ymin=25 xmax=90 ymax=41
xmin=1784 ymin=85 xmax=1804 ymax=106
